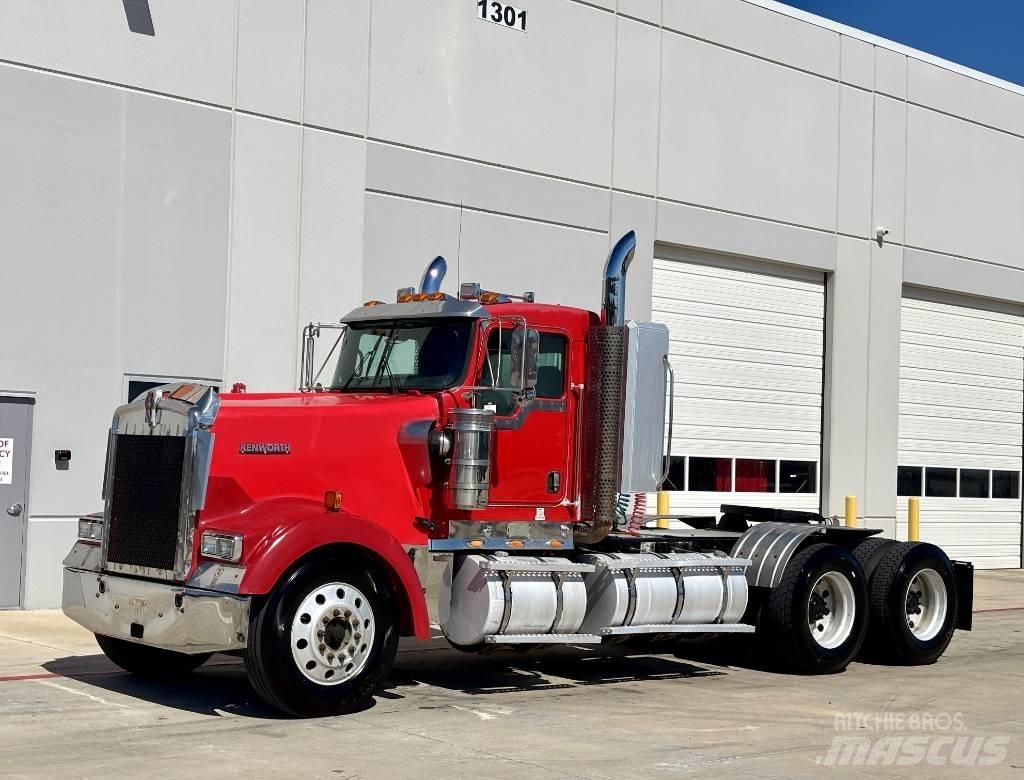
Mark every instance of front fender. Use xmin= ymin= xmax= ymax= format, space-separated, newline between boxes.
xmin=200 ymin=497 xmax=429 ymax=639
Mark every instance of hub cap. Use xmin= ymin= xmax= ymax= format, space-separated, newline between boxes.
xmin=905 ymin=568 xmax=947 ymax=641
xmin=290 ymin=582 xmax=375 ymax=686
xmin=807 ymin=571 xmax=856 ymax=649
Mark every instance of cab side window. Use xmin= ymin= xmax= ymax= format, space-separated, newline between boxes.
xmin=478 ymin=329 xmax=567 ymax=413
xmin=535 ymin=332 xmax=566 ymax=399
xmin=479 ymin=329 xmax=516 ymax=415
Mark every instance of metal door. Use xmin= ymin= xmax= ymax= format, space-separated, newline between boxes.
xmin=0 ymin=397 xmax=33 ymax=608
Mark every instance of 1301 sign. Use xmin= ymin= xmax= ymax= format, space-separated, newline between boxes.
xmin=477 ymin=0 xmax=527 ymax=32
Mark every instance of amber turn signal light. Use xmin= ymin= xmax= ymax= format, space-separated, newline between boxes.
xmin=324 ymin=490 xmax=343 ymax=512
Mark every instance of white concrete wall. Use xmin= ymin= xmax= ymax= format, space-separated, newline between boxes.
xmin=2 ymin=0 xmax=1024 ymax=605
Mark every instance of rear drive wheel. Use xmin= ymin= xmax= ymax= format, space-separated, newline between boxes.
xmin=244 ymin=558 xmax=398 ymax=717
xmin=95 ymin=634 xmax=211 ymax=676
xmin=864 ymin=542 xmax=957 ymax=665
xmin=760 ymin=543 xmax=868 ymax=674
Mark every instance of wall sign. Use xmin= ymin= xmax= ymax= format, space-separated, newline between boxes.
xmin=477 ymin=0 xmax=527 ymax=32
xmin=0 ymin=438 xmax=13 ymax=485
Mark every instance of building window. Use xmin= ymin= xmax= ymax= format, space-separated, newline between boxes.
xmin=897 ymin=466 xmax=1022 ymax=500
xmin=663 ymin=456 xmax=686 ymax=491
xmin=735 ymin=459 xmax=776 ymax=492
xmin=925 ymin=467 xmax=957 ymax=498
xmin=959 ymin=469 xmax=990 ymax=499
xmin=993 ymin=470 xmax=1020 ymax=500
xmin=897 ymin=465 xmax=923 ymax=497
xmin=660 ymin=456 xmax=819 ymax=494
xmin=779 ymin=460 xmax=816 ymax=493
xmin=688 ymin=457 xmax=732 ymax=492
xmin=125 ymin=376 xmax=219 ymax=403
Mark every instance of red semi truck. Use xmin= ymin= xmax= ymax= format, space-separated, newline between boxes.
xmin=63 ymin=232 xmax=973 ymax=717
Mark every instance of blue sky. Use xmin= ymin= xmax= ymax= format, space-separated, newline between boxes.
xmin=776 ymin=0 xmax=1024 ymax=87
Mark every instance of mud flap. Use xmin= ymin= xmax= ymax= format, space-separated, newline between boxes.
xmin=953 ymin=560 xmax=973 ymax=631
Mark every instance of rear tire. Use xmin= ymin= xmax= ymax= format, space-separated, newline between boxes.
xmin=760 ymin=543 xmax=868 ymax=674
xmin=95 ymin=634 xmax=211 ymax=676
xmin=244 ymin=557 xmax=398 ymax=717
xmin=852 ymin=536 xmax=899 ymax=579
xmin=864 ymin=542 xmax=957 ymax=665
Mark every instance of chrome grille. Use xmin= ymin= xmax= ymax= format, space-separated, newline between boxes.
xmin=104 ymin=434 xmax=187 ymax=573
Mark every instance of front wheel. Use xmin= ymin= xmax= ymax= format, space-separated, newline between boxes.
xmin=244 ymin=558 xmax=398 ymax=717
xmin=760 ymin=543 xmax=868 ymax=674
xmin=95 ymin=634 xmax=211 ymax=676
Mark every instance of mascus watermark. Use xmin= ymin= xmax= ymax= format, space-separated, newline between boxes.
xmin=817 ymin=711 xmax=1010 ymax=767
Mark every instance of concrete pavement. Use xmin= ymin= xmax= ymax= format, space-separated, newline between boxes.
xmin=0 ymin=570 xmax=1022 ymax=778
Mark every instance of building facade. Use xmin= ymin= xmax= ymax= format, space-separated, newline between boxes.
xmin=2 ymin=0 xmax=1023 ymax=608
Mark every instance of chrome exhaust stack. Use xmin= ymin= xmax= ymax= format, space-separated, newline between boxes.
xmin=578 ymin=233 xmax=636 ymax=544
xmin=601 ymin=230 xmax=636 ymax=327
xmin=577 ymin=230 xmax=671 ymax=545
xmin=419 ymin=256 xmax=448 ymax=294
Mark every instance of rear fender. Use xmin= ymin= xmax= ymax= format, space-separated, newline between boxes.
xmin=731 ymin=521 xmax=880 ymax=589
xmin=202 ymin=497 xmax=429 ymax=639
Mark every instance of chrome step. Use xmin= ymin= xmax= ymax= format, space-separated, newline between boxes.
xmin=483 ymin=633 xmax=603 ymax=644
xmin=479 ymin=559 xmax=596 ymax=574
xmin=594 ymin=557 xmax=751 ymax=572
xmin=600 ymin=623 xmax=755 ymax=636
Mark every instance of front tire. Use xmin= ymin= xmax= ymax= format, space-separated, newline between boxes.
xmin=864 ymin=542 xmax=957 ymax=665
xmin=95 ymin=634 xmax=211 ymax=676
xmin=244 ymin=557 xmax=398 ymax=717
xmin=760 ymin=543 xmax=868 ymax=674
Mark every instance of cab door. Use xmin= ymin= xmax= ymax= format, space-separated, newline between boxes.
xmin=478 ymin=327 xmax=571 ymax=506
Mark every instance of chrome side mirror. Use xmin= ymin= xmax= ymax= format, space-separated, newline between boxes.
xmin=510 ymin=328 xmax=539 ymax=392
xmin=299 ymin=321 xmax=347 ymax=391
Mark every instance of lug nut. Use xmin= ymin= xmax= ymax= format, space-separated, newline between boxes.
xmin=317 ymin=630 xmax=325 ymax=639
xmin=326 ymin=652 xmax=335 ymax=662
xmin=344 ymin=610 xmax=352 ymax=618
xmin=322 ymin=616 xmax=330 ymax=624
xmin=333 ymin=608 xmax=341 ymax=617
xmin=319 ymin=643 xmax=326 ymax=654
xmin=823 ymin=609 xmax=830 ymax=616
xmin=354 ymin=633 xmax=361 ymax=642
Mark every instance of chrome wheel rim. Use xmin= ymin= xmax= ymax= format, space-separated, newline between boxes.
xmin=290 ymin=582 xmax=375 ymax=686
xmin=807 ymin=571 xmax=856 ymax=649
xmin=905 ymin=568 xmax=947 ymax=641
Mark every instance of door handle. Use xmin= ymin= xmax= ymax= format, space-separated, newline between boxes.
xmin=6 ymin=503 xmax=23 ymax=517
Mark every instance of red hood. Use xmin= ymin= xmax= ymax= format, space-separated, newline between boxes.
xmin=200 ymin=391 xmax=441 ymax=544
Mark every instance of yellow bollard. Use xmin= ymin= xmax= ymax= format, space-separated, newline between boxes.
xmin=844 ymin=495 xmax=857 ymax=528
xmin=656 ymin=491 xmax=670 ymax=530
xmin=908 ymin=496 xmax=920 ymax=541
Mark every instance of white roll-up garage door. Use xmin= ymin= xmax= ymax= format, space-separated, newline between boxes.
xmin=652 ymin=248 xmax=825 ymax=521
xmin=898 ymin=294 xmax=1023 ymax=569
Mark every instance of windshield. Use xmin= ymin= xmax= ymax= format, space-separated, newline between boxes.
xmin=329 ymin=319 xmax=474 ymax=391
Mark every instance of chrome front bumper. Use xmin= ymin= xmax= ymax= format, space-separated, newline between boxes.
xmin=62 ymin=545 xmax=250 ymax=655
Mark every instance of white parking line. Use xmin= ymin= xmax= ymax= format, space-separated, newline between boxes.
xmin=35 ymin=679 xmax=133 ymax=709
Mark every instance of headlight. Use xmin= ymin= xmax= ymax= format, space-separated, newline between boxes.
xmin=77 ymin=517 xmax=103 ymax=543
xmin=201 ymin=531 xmax=243 ymax=563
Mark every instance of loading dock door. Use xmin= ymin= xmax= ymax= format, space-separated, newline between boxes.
xmin=652 ymin=249 xmax=825 ymax=522
xmin=898 ymin=294 xmax=1023 ymax=568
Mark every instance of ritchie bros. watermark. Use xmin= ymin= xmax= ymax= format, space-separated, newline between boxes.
xmin=817 ymin=711 xmax=1011 ymax=767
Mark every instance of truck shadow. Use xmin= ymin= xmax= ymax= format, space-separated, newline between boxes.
xmin=386 ymin=641 xmax=725 ymax=697
xmin=43 ymin=654 xmax=284 ymax=718
xmin=43 ymin=640 xmax=727 ymax=718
